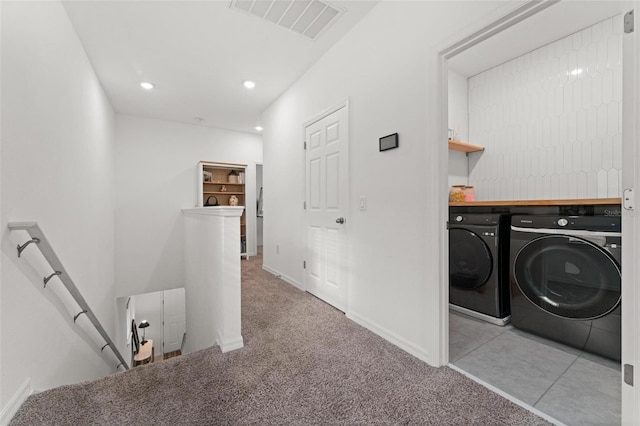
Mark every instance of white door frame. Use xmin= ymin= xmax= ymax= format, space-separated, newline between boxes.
xmin=621 ymin=1 xmax=638 ymax=420
xmin=435 ymin=1 xmax=638 ymax=423
xmin=302 ymin=99 xmax=350 ymax=308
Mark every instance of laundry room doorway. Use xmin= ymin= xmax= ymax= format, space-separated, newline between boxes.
xmin=437 ymin=1 xmax=639 ymax=424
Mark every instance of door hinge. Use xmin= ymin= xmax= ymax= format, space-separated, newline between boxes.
xmin=624 ymin=10 xmax=634 ymax=33
xmin=624 ymin=364 xmax=634 ymax=386
xmin=623 ymin=188 xmax=634 ymax=210
xmin=303 ymin=201 xmax=306 ymax=210
xmin=303 ymin=261 xmax=306 ymax=269
xmin=304 ymin=141 xmax=307 ymax=150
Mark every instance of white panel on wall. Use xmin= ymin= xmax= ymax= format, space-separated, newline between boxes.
xmin=468 ymin=15 xmax=623 ymax=200
xmin=448 ymin=69 xmax=469 ymax=187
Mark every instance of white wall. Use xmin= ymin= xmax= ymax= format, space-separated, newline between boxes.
xmin=1 ymin=0 xmax=117 ymax=406
xmin=448 ymin=70 xmax=469 ymax=188
xmin=114 ymin=115 xmax=262 ymax=298
xmin=262 ymin=1 xmax=506 ymax=365
xmin=256 ymin=164 xmax=263 ymax=247
xmin=468 ymin=15 xmax=623 ymax=201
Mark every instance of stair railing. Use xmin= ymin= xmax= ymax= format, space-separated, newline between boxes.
xmin=9 ymin=222 xmax=129 ymax=371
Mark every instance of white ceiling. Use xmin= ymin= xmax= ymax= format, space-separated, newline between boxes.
xmin=62 ymin=1 xmax=377 ymax=134
xmin=448 ymin=1 xmax=626 ymax=77
xmin=63 ymin=1 xmax=626 ymax=135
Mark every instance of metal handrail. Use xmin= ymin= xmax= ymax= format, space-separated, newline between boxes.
xmin=9 ymin=222 xmax=130 ymax=371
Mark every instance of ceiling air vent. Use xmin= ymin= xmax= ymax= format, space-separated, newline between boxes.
xmin=230 ymin=0 xmax=344 ymax=40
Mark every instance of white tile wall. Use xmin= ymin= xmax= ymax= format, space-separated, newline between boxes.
xmin=467 ymin=15 xmax=623 ymax=201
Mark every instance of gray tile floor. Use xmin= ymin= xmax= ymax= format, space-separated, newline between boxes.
xmin=450 ymin=311 xmax=621 ymax=426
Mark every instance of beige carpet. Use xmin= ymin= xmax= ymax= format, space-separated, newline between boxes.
xmin=10 ymin=252 xmax=550 ymax=425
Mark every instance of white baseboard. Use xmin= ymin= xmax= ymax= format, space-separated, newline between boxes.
xmin=347 ymin=311 xmax=432 ymax=365
xmin=1 ymin=378 xmax=32 ymax=426
xmin=262 ymin=265 xmax=304 ymax=291
xmin=447 ymin=364 xmax=565 ymax=426
xmin=216 ymin=330 xmax=244 ymax=353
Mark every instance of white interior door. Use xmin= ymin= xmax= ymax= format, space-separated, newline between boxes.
xmin=163 ymin=288 xmax=186 ymax=354
xmin=305 ymin=105 xmax=349 ymax=312
xmin=622 ymin=3 xmax=638 ymax=423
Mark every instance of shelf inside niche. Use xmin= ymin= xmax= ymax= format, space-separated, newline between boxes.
xmin=448 ymin=140 xmax=484 ymax=153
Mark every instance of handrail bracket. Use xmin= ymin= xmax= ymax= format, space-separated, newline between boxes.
xmin=17 ymin=238 xmax=40 ymax=257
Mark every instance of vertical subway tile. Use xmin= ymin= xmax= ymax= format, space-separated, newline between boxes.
xmin=559 ymin=113 xmax=568 ymax=144
xmin=592 ymin=73 xmax=603 ymax=106
xmin=608 ymin=168 xmax=619 ymax=197
xmin=587 ymin=107 xmax=597 ymax=141
xmin=582 ymin=75 xmax=592 ymax=109
xmin=597 ymin=169 xmax=608 ymax=197
xmin=543 ymin=118 xmax=551 ymax=147
xmin=555 ymin=145 xmax=565 ymax=176
xmin=567 ymin=111 xmax=577 ymax=143
xmin=608 ymin=102 xmax=619 ymax=137
xmin=592 ymin=138 xmax=603 ymax=171
xmin=563 ymin=143 xmax=574 ymax=174
xmin=535 ymin=178 xmax=543 ymax=199
xmin=550 ymin=116 xmax=559 ymax=146
xmin=587 ymin=43 xmax=598 ymax=76
xmin=538 ymin=148 xmax=547 ymax=176
xmin=531 ymin=149 xmax=539 ymax=177
xmin=564 ymin=82 xmax=574 ymax=114
xmin=597 ymin=39 xmax=608 ymax=73
xmin=577 ymin=46 xmax=587 ymax=75
xmin=602 ymin=69 xmax=613 ymax=104
xmin=551 ymin=174 xmax=561 ymax=199
xmin=567 ymin=50 xmax=578 ymax=78
xmin=567 ymin=173 xmax=578 ymax=200
xmin=523 ymin=149 xmax=531 ymax=177
xmin=577 ymin=109 xmax=587 ymax=141
xmin=528 ymin=176 xmax=536 ymax=198
xmin=587 ymin=171 xmax=598 ymax=198
xmin=607 ymin=35 xmax=620 ymax=70
xmin=582 ymin=139 xmax=592 ymax=173
xmin=543 ymin=175 xmax=552 ymax=199
xmin=597 ymin=104 xmax=608 ymax=138
xmin=572 ymin=143 xmax=583 ymax=174
xmin=555 ymin=87 xmax=564 ymax=116
xmin=577 ymin=171 xmax=588 ymax=198
xmin=602 ymin=136 xmax=613 ymax=170
xmin=613 ymin=134 xmax=622 ymax=170
xmin=573 ymin=79 xmax=583 ymax=110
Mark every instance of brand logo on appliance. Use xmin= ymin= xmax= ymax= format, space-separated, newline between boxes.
xmin=520 ymin=220 xmax=533 ymax=223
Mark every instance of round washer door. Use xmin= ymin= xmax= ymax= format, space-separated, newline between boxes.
xmin=513 ymin=235 xmax=620 ymax=320
xmin=449 ymin=228 xmax=493 ymax=291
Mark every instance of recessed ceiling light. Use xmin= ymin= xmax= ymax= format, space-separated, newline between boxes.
xmin=243 ymin=80 xmax=256 ymax=89
xmin=255 ymin=126 xmax=263 ymax=132
xmin=140 ymin=82 xmax=154 ymax=90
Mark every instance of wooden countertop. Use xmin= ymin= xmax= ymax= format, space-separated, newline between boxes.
xmin=449 ymin=198 xmax=622 ymax=206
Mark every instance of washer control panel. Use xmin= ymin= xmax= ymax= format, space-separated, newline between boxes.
xmin=557 ymin=218 xmax=568 ymax=227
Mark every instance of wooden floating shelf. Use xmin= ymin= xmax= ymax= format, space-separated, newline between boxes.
xmin=449 ymin=198 xmax=622 ymax=207
xmin=203 ymin=191 xmax=244 ymax=195
xmin=204 ymin=182 xmax=245 ymax=185
xmin=448 ymin=140 xmax=485 ymax=153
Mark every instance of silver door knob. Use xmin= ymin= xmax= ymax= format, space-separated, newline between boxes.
xmin=336 ymin=217 xmax=345 ymax=224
